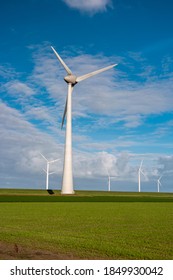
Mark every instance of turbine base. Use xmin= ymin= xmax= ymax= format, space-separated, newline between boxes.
xmin=61 ymin=191 xmax=75 ymax=195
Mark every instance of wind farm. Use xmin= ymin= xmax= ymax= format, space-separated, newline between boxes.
xmin=1 ymin=0 xmax=173 ymax=264
xmin=1 ymin=46 xmax=172 ymax=261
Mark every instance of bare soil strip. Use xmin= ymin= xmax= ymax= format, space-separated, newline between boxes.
xmin=0 ymin=241 xmax=79 ymax=260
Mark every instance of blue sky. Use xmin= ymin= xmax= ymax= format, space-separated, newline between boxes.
xmin=0 ymin=0 xmax=173 ymax=192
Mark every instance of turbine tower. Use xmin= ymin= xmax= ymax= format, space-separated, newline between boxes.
xmin=107 ymin=175 xmax=116 ymax=192
xmin=40 ymin=153 xmax=59 ymax=190
xmin=157 ymin=176 xmax=162 ymax=193
xmin=51 ymin=46 xmax=117 ymax=194
xmin=138 ymin=160 xmax=145 ymax=192
xmin=108 ymin=175 xmax=111 ymax=192
xmin=105 ymin=167 xmax=116 ymax=192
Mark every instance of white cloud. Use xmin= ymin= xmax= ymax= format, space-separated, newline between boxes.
xmin=4 ymin=80 xmax=35 ymax=96
xmin=158 ymin=156 xmax=173 ymax=174
xmin=0 ymin=65 xmax=18 ymax=80
xmin=0 ymin=102 xmax=63 ymax=183
xmin=62 ymin=0 xmax=112 ymax=14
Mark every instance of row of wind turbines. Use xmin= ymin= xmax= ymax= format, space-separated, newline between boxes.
xmin=138 ymin=160 xmax=162 ymax=193
xmin=40 ymin=152 xmax=163 ymax=193
xmin=106 ymin=160 xmax=163 ymax=192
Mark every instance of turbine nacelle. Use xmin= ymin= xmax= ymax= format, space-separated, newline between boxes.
xmin=64 ymin=74 xmax=77 ymax=85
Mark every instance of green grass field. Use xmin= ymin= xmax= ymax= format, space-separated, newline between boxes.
xmin=0 ymin=189 xmax=173 ymax=259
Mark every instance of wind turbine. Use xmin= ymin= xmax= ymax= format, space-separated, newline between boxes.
xmin=105 ymin=167 xmax=116 ymax=192
xmin=108 ymin=175 xmax=111 ymax=192
xmin=40 ymin=153 xmax=60 ymax=190
xmin=107 ymin=175 xmax=117 ymax=192
xmin=157 ymin=176 xmax=162 ymax=193
xmin=51 ymin=46 xmax=117 ymax=194
xmin=138 ymin=160 xmax=145 ymax=192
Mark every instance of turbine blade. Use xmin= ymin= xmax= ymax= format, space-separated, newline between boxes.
xmin=76 ymin=64 xmax=117 ymax=83
xmin=40 ymin=152 xmax=48 ymax=162
xmin=49 ymin=159 xmax=60 ymax=163
xmin=51 ymin=46 xmax=72 ymax=75
xmin=61 ymin=97 xmax=67 ymax=129
xmin=139 ymin=160 xmax=143 ymax=169
xmin=61 ymin=84 xmax=74 ymax=129
xmin=141 ymin=170 xmax=144 ymax=176
xmin=141 ymin=169 xmax=146 ymax=178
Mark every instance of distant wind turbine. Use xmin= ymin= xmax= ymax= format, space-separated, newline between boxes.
xmin=157 ymin=176 xmax=162 ymax=193
xmin=105 ymin=167 xmax=116 ymax=192
xmin=40 ymin=153 xmax=60 ymax=190
xmin=108 ymin=175 xmax=111 ymax=192
xmin=107 ymin=175 xmax=117 ymax=192
xmin=51 ymin=46 xmax=117 ymax=194
xmin=138 ymin=160 xmax=146 ymax=192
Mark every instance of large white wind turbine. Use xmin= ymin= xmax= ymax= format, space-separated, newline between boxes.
xmin=51 ymin=46 xmax=117 ymax=194
xmin=157 ymin=176 xmax=162 ymax=193
xmin=138 ymin=160 xmax=146 ymax=192
xmin=40 ymin=153 xmax=60 ymax=190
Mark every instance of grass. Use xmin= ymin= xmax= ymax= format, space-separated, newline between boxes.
xmin=0 ymin=189 xmax=173 ymax=259
xmin=0 ymin=188 xmax=173 ymax=202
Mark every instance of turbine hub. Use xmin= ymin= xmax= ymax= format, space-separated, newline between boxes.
xmin=64 ymin=74 xmax=77 ymax=85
